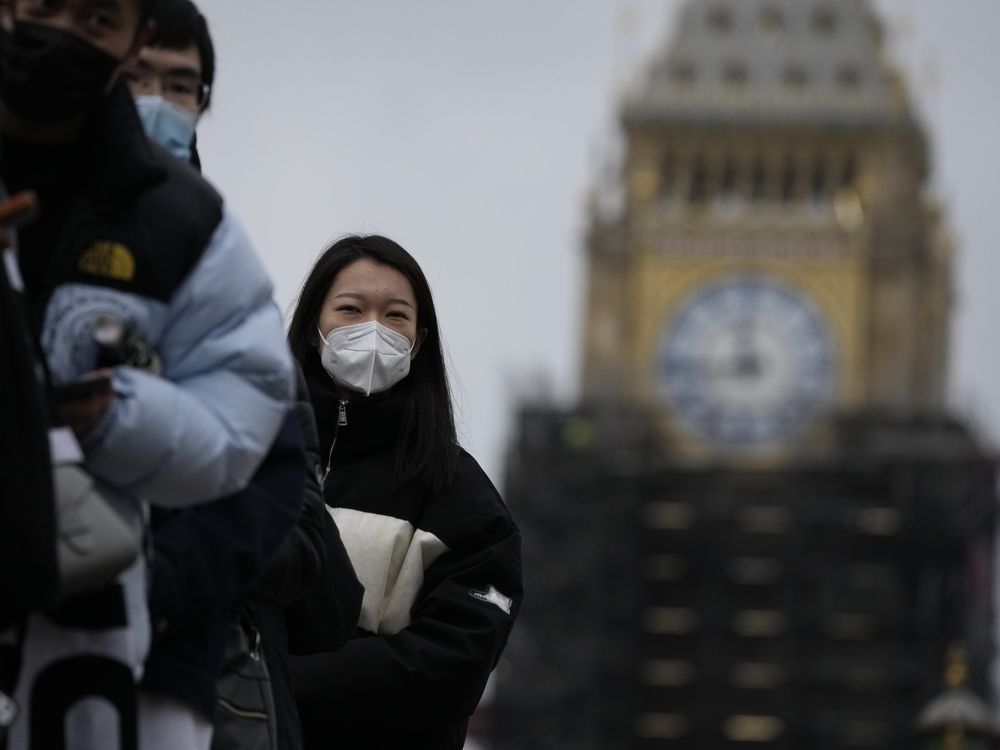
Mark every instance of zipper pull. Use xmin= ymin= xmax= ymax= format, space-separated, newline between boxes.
xmin=321 ymin=399 xmax=347 ymax=489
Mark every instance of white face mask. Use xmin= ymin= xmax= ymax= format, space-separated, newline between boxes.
xmin=318 ymin=321 xmax=414 ymax=396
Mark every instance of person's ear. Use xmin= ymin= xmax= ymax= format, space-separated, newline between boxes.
xmin=411 ymin=328 xmax=428 ymax=360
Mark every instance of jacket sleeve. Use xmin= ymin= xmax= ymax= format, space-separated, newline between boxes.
xmin=81 ymin=207 xmax=295 ymax=507
xmin=291 ymin=511 xmax=522 ymax=739
xmin=148 ymin=409 xmax=306 ymax=635
xmin=282 ymin=508 xmax=363 ymax=655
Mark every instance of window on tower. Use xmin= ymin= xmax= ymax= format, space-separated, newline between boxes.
xmin=840 ymin=153 xmax=858 ymax=188
xmin=781 ymin=156 xmax=797 ymax=204
xmin=812 ymin=6 xmax=838 ymax=35
xmin=707 ymin=5 xmax=733 ymax=32
xmin=723 ymin=60 xmax=748 ymax=88
xmin=810 ymin=155 xmax=828 ymax=202
xmin=671 ymin=59 xmax=696 ymax=85
xmin=784 ymin=64 xmax=808 ymax=89
xmin=689 ymin=154 xmax=708 ymax=204
xmin=751 ymin=156 xmax=768 ymax=202
xmin=723 ymin=715 xmax=785 ymax=743
xmin=837 ymin=64 xmax=862 ymax=89
xmin=730 ymin=662 xmax=787 ymax=690
xmin=659 ymin=152 xmax=678 ymax=200
xmin=635 ymin=713 xmax=690 ymax=741
xmin=641 ymin=659 xmax=697 ymax=688
xmin=719 ymin=155 xmax=738 ymax=201
xmin=758 ymin=6 xmax=784 ymax=38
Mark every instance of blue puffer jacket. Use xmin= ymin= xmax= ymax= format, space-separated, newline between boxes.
xmin=37 ymin=170 xmax=293 ymax=509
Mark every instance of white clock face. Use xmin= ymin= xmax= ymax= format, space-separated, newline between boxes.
xmin=657 ymin=277 xmax=835 ymax=450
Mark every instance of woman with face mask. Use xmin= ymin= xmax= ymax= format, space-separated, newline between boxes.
xmin=285 ymin=234 xmax=523 ymax=750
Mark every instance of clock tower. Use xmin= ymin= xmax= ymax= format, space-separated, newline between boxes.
xmin=491 ymin=2 xmax=995 ymax=748
xmin=581 ymin=0 xmax=949 ymax=461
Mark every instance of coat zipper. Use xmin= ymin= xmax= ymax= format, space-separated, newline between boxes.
xmin=321 ymin=399 xmax=348 ymax=487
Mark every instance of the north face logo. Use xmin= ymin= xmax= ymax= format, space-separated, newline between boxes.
xmin=78 ymin=242 xmax=135 ymax=282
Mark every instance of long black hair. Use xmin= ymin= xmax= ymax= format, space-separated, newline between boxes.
xmin=288 ymin=234 xmax=459 ymax=491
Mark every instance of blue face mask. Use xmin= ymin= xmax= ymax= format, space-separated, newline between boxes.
xmin=134 ymin=95 xmax=198 ymax=162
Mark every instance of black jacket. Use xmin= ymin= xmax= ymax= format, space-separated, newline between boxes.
xmin=290 ymin=353 xmax=523 ymax=750
xmin=247 ymin=367 xmax=363 ymax=750
xmin=140 ymin=409 xmax=306 ymax=719
xmin=0 ymin=207 xmax=58 ymax=662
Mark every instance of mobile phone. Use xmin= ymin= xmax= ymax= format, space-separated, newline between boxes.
xmin=54 ymin=375 xmax=113 ymax=402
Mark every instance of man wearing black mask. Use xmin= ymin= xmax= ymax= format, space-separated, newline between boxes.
xmin=0 ymin=1 xmax=297 ymax=748
xmin=1 ymin=0 xmax=156 ymax=308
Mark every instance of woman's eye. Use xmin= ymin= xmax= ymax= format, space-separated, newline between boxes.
xmin=336 ymin=305 xmax=360 ymax=314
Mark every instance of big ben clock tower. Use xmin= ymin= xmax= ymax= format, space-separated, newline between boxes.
xmin=492 ymin=2 xmax=996 ymax=749
xmin=581 ymin=0 xmax=949 ymax=462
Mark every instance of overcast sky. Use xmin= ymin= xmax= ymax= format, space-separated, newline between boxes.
xmin=194 ymin=0 xmax=1000 ymax=486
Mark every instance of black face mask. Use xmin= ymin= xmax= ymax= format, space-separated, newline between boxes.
xmin=1 ymin=21 xmax=121 ymax=124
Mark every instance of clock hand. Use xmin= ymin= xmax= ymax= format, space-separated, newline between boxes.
xmin=732 ymin=316 xmax=762 ymax=378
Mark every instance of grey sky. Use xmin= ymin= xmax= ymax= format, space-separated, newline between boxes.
xmin=195 ymin=0 xmax=1000 ymax=485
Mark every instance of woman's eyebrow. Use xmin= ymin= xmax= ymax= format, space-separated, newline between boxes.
xmin=334 ymin=292 xmax=413 ymax=309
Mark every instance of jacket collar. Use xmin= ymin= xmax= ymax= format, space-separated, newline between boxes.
xmin=302 ymin=348 xmax=406 ymax=467
xmin=80 ymin=80 xmax=168 ymax=208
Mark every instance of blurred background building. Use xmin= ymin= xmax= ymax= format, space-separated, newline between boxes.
xmin=485 ymin=0 xmax=997 ymax=747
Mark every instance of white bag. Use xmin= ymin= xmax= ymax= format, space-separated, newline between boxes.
xmin=53 ymin=464 xmax=140 ymax=598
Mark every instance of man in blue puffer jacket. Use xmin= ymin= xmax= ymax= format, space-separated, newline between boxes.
xmin=0 ymin=0 xmax=295 ymax=747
